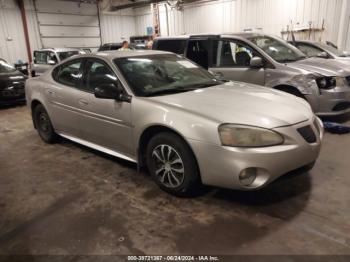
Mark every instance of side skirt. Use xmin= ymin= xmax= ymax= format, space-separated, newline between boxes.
xmin=58 ymin=133 xmax=137 ymax=163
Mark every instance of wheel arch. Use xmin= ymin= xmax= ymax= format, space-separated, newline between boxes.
xmin=137 ymin=124 xmax=200 ymax=174
xmin=273 ymin=84 xmax=305 ymax=98
xmin=31 ymin=99 xmax=43 ymax=129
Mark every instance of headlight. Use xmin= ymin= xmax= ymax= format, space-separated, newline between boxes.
xmin=316 ymin=76 xmax=336 ymax=89
xmin=218 ymin=124 xmax=284 ymax=147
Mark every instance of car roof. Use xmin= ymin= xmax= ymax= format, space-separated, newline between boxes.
xmin=36 ymin=47 xmax=80 ymax=52
xmin=155 ymin=32 xmax=265 ymax=40
xmin=73 ymin=50 xmax=173 ymax=61
xmin=101 ymin=43 xmax=122 ymax=46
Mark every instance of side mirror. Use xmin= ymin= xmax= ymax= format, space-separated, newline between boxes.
xmin=317 ymin=52 xmax=329 ymax=58
xmin=48 ymin=60 xmax=57 ymax=65
xmin=94 ymin=82 xmax=131 ymax=102
xmin=250 ymin=56 xmax=264 ymax=68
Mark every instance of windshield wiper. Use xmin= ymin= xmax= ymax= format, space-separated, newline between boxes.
xmin=145 ymin=87 xmax=195 ymax=97
xmin=279 ymin=57 xmax=307 ymax=63
xmin=184 ymin=81 xmax=222 ymax=89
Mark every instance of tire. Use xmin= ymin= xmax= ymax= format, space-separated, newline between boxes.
xmin=33 ymin=104 xmax=58 ymax=143
xmin=146 ymin=132 xmax=201 ymax=197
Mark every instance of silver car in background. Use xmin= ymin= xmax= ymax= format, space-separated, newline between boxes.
xmin=290 ymin=40 xmax=350 ymax=66
xmin=26 ymin=51 xmax=323 ymax=196
xmin=154 ymin=33 xmax=350 ymax=116
xmin=31 ymin=48 xmax=80 ymax=77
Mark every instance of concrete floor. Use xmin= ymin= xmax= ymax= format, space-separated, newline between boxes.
xmin=0 ymin=104 xmax=350 ymax=256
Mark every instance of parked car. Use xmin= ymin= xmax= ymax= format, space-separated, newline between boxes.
xmin=289 ymin=40 xmax=350 ymax=64
xmin=153 ymin=33 xmax=350 ymax=116
xmin=130 ymin=43 xmax=147 ymax=50
xmin=98 ymin=42 xmax=145 ymax=51
xmin=0 ymin=59 xmax=27 ymax=105
xmin=31 ymin=48 xmax=80 ymax=77
xmin=26 ymin=51 xmax=323 ymax=196
xmin=98 ymin=43 xmax=123 ymax=51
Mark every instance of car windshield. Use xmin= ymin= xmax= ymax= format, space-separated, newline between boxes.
xmin=0 ymin=60 xmax=16 ymax=73
xmin=319 ymin=43 xmax=350 ymax=57
xmin=249 ymin=35 xmax=307 ymax=63
xmin=114 ymin=54 xmax=221 ymax=97
xmin=58 ymin=51 xmax=79 ymax=61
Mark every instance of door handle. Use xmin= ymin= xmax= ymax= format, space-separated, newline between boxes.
xmin=78 ymin=99 xmax=89 ymax=106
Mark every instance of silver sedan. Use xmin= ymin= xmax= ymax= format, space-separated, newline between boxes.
xmin=25 ymin=51 xmax=323 ymax=196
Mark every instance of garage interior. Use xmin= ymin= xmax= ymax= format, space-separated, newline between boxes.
xmin=1 ymin=0 xmax=350 ymax=259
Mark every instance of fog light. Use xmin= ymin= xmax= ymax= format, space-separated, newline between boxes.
xmin=239 ymin=168 xmax=257 ymax=186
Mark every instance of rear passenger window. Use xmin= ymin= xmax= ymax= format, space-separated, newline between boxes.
xmin=56 ymin=60 xmax=82 ymax=87
xmin=156 ymin=40 xmax=186 ymax=54
xmin=85 ymin=60 xmax=117 ymax=92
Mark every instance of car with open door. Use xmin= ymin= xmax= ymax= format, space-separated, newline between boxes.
xmin=31 ymin=48 xmax=80 ymax=77
xmin=26 ymin=50 xmax=323 ymax=196
xmin=153 ymin=33 xmax=350 ymax=116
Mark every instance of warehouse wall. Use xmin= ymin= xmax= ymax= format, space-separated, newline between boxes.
xmin=136 ymin=0 xmax=350 ymax=50
xmin=0 ymin=0 xmax=137 ymax=64
xmin=100 ymin=9 xmax=136 ymax=44
xmin=1 ymin=0 xmax=349 ymax=64
xmin=134 ymin=7 xmax=152 ymax=36
xmin=0 ymin=0 xmax=40 ymax=64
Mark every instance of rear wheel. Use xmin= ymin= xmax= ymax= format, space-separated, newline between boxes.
xmin=146 ymin=132 xmax=201 ymax=197
xmin=33 ymin=104 xmax=58 ymax=143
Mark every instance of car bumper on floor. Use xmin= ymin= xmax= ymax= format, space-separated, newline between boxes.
xmin=188 ymin=117 xmax=323 ymax=190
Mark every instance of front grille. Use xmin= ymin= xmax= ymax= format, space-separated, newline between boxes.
xmin=297 ymin=125 xmax=317 ymax=143
xmin=332 ymin=102 xmax=350 ymax=112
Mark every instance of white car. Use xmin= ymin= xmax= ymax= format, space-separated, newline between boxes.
xmin=31 ymin=48 xmax=80 ymax=77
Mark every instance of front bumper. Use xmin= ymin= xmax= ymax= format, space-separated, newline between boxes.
xmin=306 ymin=84 xmax=350 ymax=116
xmin=188 ymin=118 xmax=323 ymax=190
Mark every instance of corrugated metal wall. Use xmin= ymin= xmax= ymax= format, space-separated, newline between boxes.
xmin=100 ymin=9 xmax=136 ymax=44
xmin=136 ymin=0 xmax=350 ymax=50
xmin=1 ymin=0 xmax=349 ymax=64
xmin=134 ymin=7 xmax=152 ymax=36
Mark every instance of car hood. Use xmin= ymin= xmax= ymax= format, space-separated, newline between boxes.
xmin=334 ymin=58 xmax=350 ymax=67
xmin=149 ymin=82 xmax=312 ymax=129
xmin=0 ymin=70 xmax=27 ymax=90
xmin=288 ymin=57 xmax=350 ymax=77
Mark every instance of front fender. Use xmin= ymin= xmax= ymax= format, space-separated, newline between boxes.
xmin=132 ymin=97 xmax=222 ymax=147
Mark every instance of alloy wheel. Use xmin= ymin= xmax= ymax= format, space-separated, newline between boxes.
xmin=151 ymin=144 xmax=185 ymax=188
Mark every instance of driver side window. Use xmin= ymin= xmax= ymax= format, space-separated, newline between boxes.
xmin=217 ymin=40 xmax=256 ymax=67
xmin=85 ymin=60 xmax=118 ymax=93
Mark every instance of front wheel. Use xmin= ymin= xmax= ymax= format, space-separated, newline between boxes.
xmin=146 ymin=133 xmax=201 ymax=197
xmin=33 ymin=104 xmax=58 ymax=143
